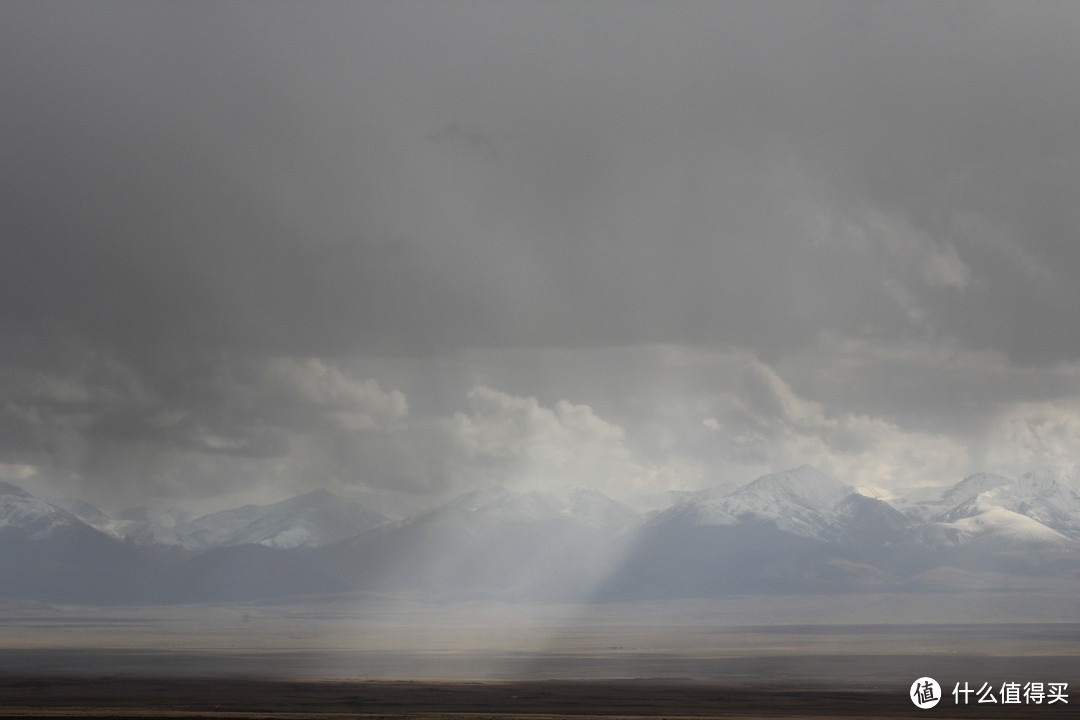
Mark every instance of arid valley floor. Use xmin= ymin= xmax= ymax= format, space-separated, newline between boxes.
xmin=3 ymin=593 xmax=1080 ymax=718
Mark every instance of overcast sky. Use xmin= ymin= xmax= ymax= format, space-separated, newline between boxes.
xmin=4 ymin=1 xmax=1080 ymax=513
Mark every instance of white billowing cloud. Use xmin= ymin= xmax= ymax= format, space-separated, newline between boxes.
xmin=704 ymin=360 xmax=969 ymax=488
xmin=261 ymin=358 xmax=408 ymax=430
xmin=453 ymin=386 xmax=624 ymax=464
xmin=984 ymin=399 xmax=1080 ymax=474
xmin=445 ymin=386 xmax=687 ymax=501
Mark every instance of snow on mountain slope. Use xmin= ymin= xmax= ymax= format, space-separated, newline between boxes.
xmin=892 ymin=473 xmax=1014 ymax=521
xmin=8 ymin=462 xmax=1080 ymax=603
xmin=923 ymin=507 xmax=1073 ymax=549
xmin=178 ymin=503 xmax=266 ymax=548
xmin=718 ymin=465 xmax=853 ymax=527
xmin=219 ymin=489 xmax=388 ymax=548
xmin=47 ymin=496 xmax=198 ymax=547
xmin=1004 ymin=468 xmax=1080 ymax=534
xmin=949 ymin=507 xmax=1072 ymax=545
xmin=178 ymin=489 xmax=388 ymax=549
xmin=653 ymin=465 xmax=860 ymax=539
xmin=905 ymin=467 xmax=1080 ymax=549
xmin=650 ymin=496 xmax=739 ymax=528
xmin=56 ymin=489 xmax=389 ymax=550
xmin=602 ymin=467 xmax=898 ymax=600
xmin=99 ymin=507 xmax=200 ymax=548
xmin=942 ymin=472 xmax=1014 ymax=506
xmin=0 ymin=481 xmax=94 ymax=539
xmin=634 ymin=463 xmax=1080 ymax=556
xmin=47 ymin=496 xmax=111 ymax=525
xmin=0 ymin=482 xmax=162 ymax=603
xmin=629 ymin=489 xmax=697 ymax=514
xmin=934 ymin=468 xmax=1080 ymax=542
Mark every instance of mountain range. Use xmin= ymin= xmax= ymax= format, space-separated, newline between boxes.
xmin=4 ymin=465 xmax=1080 ymax=603
xmin=48 ymin=489 xmax=388 ymax=550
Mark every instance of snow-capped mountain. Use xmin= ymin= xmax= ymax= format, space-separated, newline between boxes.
xmin=645 ymin=465 xmax=904 ymax=544
xmin=0 ymin=481 xmax=103 ymax=540
xmin=898 ymin=472 xmax=1013 ymax=522
xmin=705 ymin=464 xmax=855 ymax=538
xmin=0 ymin=482 xmax=167 ymax=602
xmin=329 ymin=486 xmax=639 ymax=600
xmin=922 ymin=506 xmax=1073 ymax=549
xmin=1002 ymin=467 xmax=1080 ymax=536
xmin=52 ymin=496 xmax=205 ymax=548
xmin=923 ymin=467 xmax=1080 ymax=547
xmin=174 ymin=503 xmax=267 ymax=548
xmin=47 ymin=496 xmax=112 ymax=525
xmin=99 ymin=507 xmax=200 ymax=548
xmin=598 ymin=466 xmax=918 ymax=599
xmin=188 ymin=489 xmax=388 ymax=549
xmin=725 ymin=465 xmax=854 ymax=513
xmin=941 ymin=472 xmax=1015 ymax=507
xmin=6 ymin=465 xmax=1080 ymax=604
xmin=64 ymin=489 xmax=390 ymax=550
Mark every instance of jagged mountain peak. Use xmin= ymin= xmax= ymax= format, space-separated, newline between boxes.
xmin=651 ymin=466 xmax=858 ymax=537
xmin=725 ymin=465 xmax=853 ymax=514
xmin=177 ymin=489 xmax=388 ymax=549
xmin=941 ymin=472 xmax=1013 ymax=506
xmin=944 ymin=470 xmax=1080 ymax=517
xmin=0 ymin=484 xmax=94 ymax=539
xmin=48 ymin=497 xmax=111 ymax=523
xmin=926 ymin=466 xmax=1080 ymax=546
xmin=9 ymin=464 xmax=1080 ymax=603
xmin=1012 ymin=466 xmax=1080 ymax=496
xmin=651 ymin=497 xmax=737 ymax=528
xmin=61 ymin=488 xmax=390 ymax=550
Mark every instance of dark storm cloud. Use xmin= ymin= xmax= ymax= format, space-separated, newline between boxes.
xmin=750 ymin=3 xmax=1080 ymax=365
xmin=6 ymin=1 xmax=1080 ymax=370
xmin=4 ymin=2 xmax=1080 ymax=504
xmin=86 ymin=407 xmax=289 ymax=459
xmin=0 ymin=2 xmax=490 ymax=370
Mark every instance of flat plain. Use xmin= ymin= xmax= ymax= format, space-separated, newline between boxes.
xmin=3 ymin=593 xmax=1079 ymax=719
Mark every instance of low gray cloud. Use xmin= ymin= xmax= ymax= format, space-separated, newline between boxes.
xmin=4 ymin=2 xmax=1080 ymax=508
